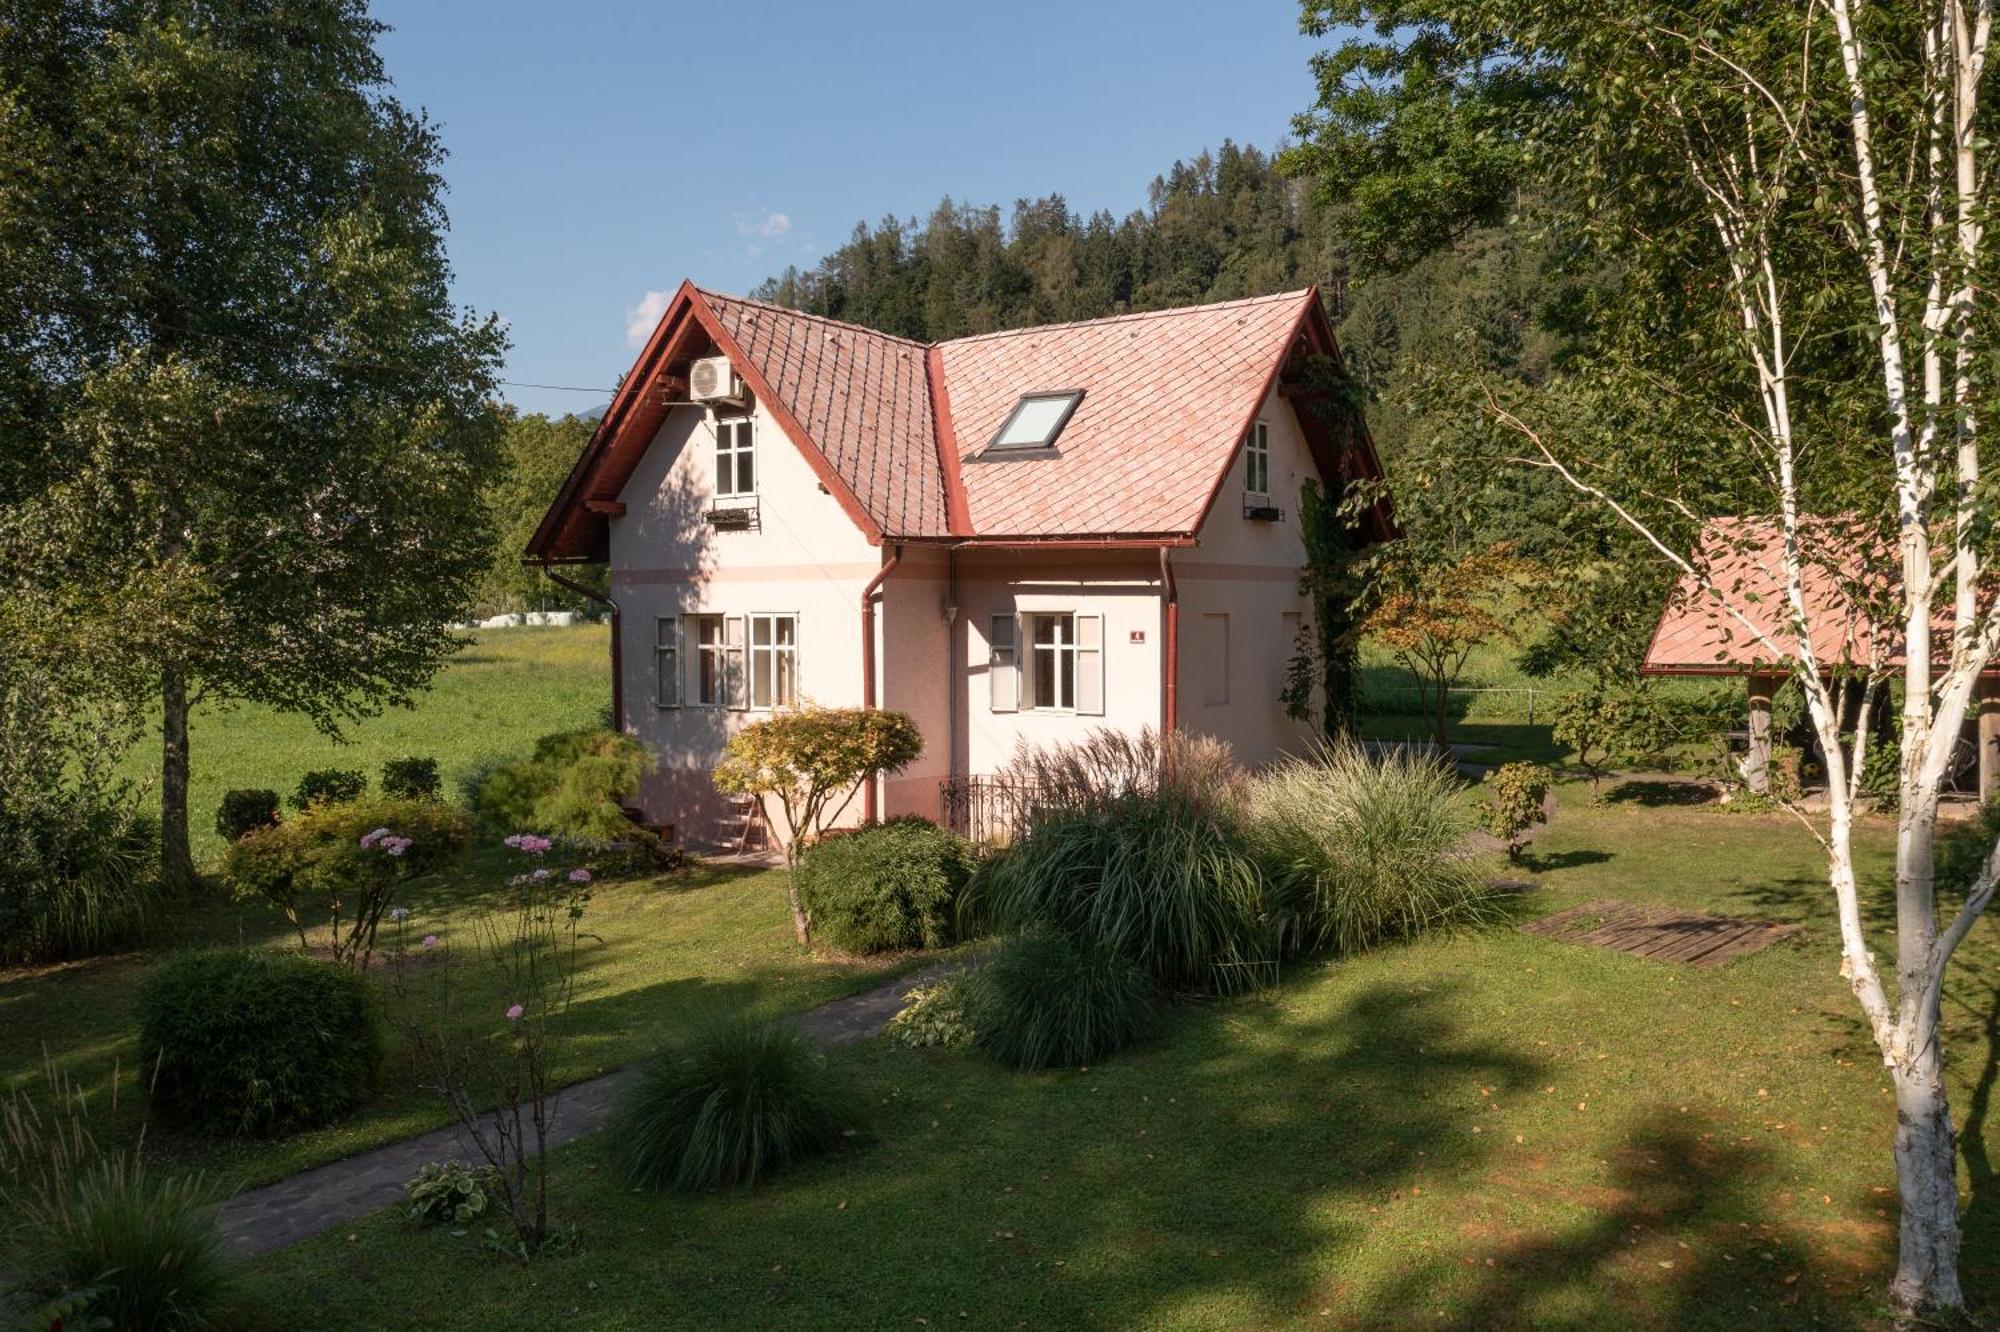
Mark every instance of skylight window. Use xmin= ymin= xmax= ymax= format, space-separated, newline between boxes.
xmin=986 ymin=390 xmax=1083 ymax=452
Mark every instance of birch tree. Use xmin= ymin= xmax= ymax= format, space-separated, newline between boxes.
xmin=1289 ymin=0 xmax=1995 ymax=1313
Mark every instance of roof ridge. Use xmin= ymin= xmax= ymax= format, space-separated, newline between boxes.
xmin=691 ymin=286 xmax=932 ymax=350
xmin=937 ymin=288 xmax=1315 ymax=348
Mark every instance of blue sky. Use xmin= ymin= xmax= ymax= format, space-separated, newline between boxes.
xmin=372 ymin=0 xmax=1332 ymax=417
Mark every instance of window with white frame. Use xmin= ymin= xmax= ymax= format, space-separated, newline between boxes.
xmin=990 ymin=612 xmax=1103 ymax=715
xmin=691 ymin=615 xmax=724 ymax=706
xmin=657 ymin=613 xmax=749 ymax=709
xmin=715 ymin=417 xmax=755 ymax=498
xmin=1244 ymin=420 xmax=1271 ymax=497
xmin=749 ymin=613 xmax=798 ymax=709
xmin=1031 ymin=613 xmax=1078 ymax=710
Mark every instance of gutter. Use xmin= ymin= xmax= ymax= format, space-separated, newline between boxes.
xmin=540 ymin=560 xmax=624 ymax=733
xmin=1159 ymin=544 xmax=1179 ymax=740
xmin=859 ymin=544 xmax=904 ymax=823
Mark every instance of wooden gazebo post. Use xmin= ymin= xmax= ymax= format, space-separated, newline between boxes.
xmin=1979 ymin=675 xmax=2000 ymax=803
xmin=1745 ymin=672 xmax=1783 ymax=795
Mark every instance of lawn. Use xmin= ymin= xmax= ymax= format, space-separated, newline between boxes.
xmin=4 ymin=623 xmax=924 ymax=1190
xmin=119 ymin=625 xmax=612 ymax=863
xmin=230 ymin=791 xmax=2000 ymax=1330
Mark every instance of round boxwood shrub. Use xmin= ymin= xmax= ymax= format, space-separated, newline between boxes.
xmin=136 ymin=947 xmax=384 ymax=1137
xmin=971 ymin=928 xmax=1155 ymax=1071
xmin=380 ymin=755 xmax=442 ymax=801
xmin=292 ymin=768 xmax=367 ymax=810
xmin=796 ymin=817 xmax=976 ymax=954
xmin=214 ymin=788 xmax=281 ymax=842
xmin=613 ymin=1019 xmax=857 ymax=1192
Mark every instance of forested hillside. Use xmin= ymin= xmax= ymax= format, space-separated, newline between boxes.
xmin=752 ymin=141 xmax=1581 ymax=551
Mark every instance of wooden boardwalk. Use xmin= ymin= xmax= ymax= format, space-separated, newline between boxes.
xmin=1521 ymin=899 xmax=1800 ymax=968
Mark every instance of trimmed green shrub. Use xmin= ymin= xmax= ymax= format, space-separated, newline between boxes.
xmin=613 ymin=1019 xmax=857 ymax=1192
xmin=965 ymin=789 xmax=1270 ymax=992
xmin=885 ymin=973 xmax=977 ymax=1049
xmin=137 ymin=948 xmax=384 ymax=1137
xmin=970 ymin=929 xmax=1154 ymax=1070
xmin=1249 ymin=740 xmax=1498 ymax=958
xmin=7 ymin=1155 xmax=230 ymax=1331
xmin=1483 ymin=762 xmax=1552 ymax=863
xmin=380 ymin=756 xmax=442 ymax=801
xmin=292 ymin=768 xmax=367 ymax=810
xmin=405 ymin=1160 xmax=499 ymax=1227
xmin=214 ymin=789 xmax=281 ymax=842
xmin=797 ymin=818 xmax=976 ymax=953
xmin=471 ymin=729 xmax=646 ymax=839
xmin=223 ymin=796 xmax=468 ymax=964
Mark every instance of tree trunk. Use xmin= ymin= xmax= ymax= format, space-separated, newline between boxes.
xmin=784 ymin=849 xmax=811 ymax=947
xmin=1889 ymin=1043 xmax=1965 ymax=1314
xmin=160 ymin=661 xmax=196 ymax=894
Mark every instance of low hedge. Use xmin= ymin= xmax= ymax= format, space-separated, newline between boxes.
xmin=136 ymin=947 xmax=384 ymax=1137
xmin=796 ymin=818 xmax=976 ymax=954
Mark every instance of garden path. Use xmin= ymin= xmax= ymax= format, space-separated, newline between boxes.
xmin=212 ymin=957 xmax=969 ymax=1259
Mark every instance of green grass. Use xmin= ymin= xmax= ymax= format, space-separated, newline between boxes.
xmin=119 ymin=626 xmax=611 ymax=863
xmin=228 ymin=794 xmax=2000 ymax=1329
xmin=6 ymin=624 xmax=926 ymax=1189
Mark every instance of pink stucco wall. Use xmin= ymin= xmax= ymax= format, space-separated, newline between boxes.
xmin=1172 ymin=384 xmax=1321 ymax=767
xmin=608 ymin=396 xmax=879 ymax=843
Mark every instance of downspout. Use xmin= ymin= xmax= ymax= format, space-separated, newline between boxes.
xmin=1159 ymin=544 xmax=1179 ymax=738
xmin=860 ymin=543 xmax=904 ymax=823
xmin=541 ymin=560 xmax=623 ymax=733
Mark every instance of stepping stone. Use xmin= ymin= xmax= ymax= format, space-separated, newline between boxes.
xmin=1521 ymin=898 xmax=1800 ymax=967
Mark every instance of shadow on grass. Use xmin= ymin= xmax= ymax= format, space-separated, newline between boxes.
xmin=1352 ymin=1107 xmax=1881 ymax=1329
xmin=1518 ymin=848 xmax=1614 ymax=874
xmin=1604 ymin=779 xmax=1723 ymax=808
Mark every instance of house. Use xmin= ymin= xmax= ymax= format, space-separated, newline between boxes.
xmin=1643 ymin=515 xmax=1999 ymax=797
xmin=527 ymin=281 xmax=1394 ymax=843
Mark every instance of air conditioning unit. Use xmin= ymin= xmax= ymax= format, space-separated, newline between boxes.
xmin=689 ymin=355 xmax=743 ymax=405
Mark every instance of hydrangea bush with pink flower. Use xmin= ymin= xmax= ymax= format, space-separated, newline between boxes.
xmin=222 ymin=795 xmax=468 ymax=967
xmin=387 ymin=831 xmax=594 ymax=1254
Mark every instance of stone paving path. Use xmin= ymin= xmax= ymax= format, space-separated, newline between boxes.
xmin=213 ymin=958 xmax=971 ymax=1259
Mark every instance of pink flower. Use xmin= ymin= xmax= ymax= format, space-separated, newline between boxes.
xmin=505 ymin=833 xmax=552 ymax=855
xmin=360 ymin=827 xmax=390 ymax=849
xmin=421 ymin=933 xmax=439 ymax=949
xmin=505 ymin=1004 xmax=525 ymax=1021
xmin=568 ymin=868 xmax=592 ymax=884
xmin=382 ymin=835 xmax=413 ymax=857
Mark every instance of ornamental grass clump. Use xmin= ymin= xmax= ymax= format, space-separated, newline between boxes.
xmin=0 ymin=1059 xmax=232 ymax=1331
xmin=1249 ymin=739 xmax=1498 ymax=957
xmin=613 ymin=1019 xmax=857 ymax=1192
xmin=970 ymin=928 xmax=1155 ymax=1071
xmin=965 ymin=787 xmax=1271 ymax=993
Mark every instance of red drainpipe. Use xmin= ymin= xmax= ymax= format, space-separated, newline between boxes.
xmin=860 ymin=544 xmax=904 ymax=823
xmin=540 ymin=561 xmax=623 ymax=732
xmin=1159 ymin=544 xmax=1179 ymax=738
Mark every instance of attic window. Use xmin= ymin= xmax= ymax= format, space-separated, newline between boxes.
xmin=986 ymin=390 xmax=1083 ymax=453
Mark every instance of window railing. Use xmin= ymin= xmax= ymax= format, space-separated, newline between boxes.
xmin=708 ymin=493 xmax=760 ymax=531
xmin=939 ymin=775 xmax=1096 ymax=845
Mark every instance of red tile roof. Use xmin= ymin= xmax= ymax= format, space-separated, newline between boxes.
xmin=527 ymin=282 xmax=1385 ymax=560
xmin=1644 ymin=517 xmax=1898 ymax=674
xmin=936 ymin=291 xmax=1313 ymax=536
xmin=699 ymin=291 xmax=946 ymax=538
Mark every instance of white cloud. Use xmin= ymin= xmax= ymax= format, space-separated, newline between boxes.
xmin=736 ymin=209 xmax=791 ymax=240
xmin=624 ymin=288 xmax=671 ymax=348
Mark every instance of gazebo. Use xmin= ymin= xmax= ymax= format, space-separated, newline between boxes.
xmin=1641 ymin=517 xmax=2000 ymax=799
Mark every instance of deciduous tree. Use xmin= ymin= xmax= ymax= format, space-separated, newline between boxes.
xmin=1290 ymin=0 xmax=1997 ymax=1311
xmin=712 ymin=708 xmax=924 ymax=945
xmin=0 ymin=0 xmax=505 ymax=890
